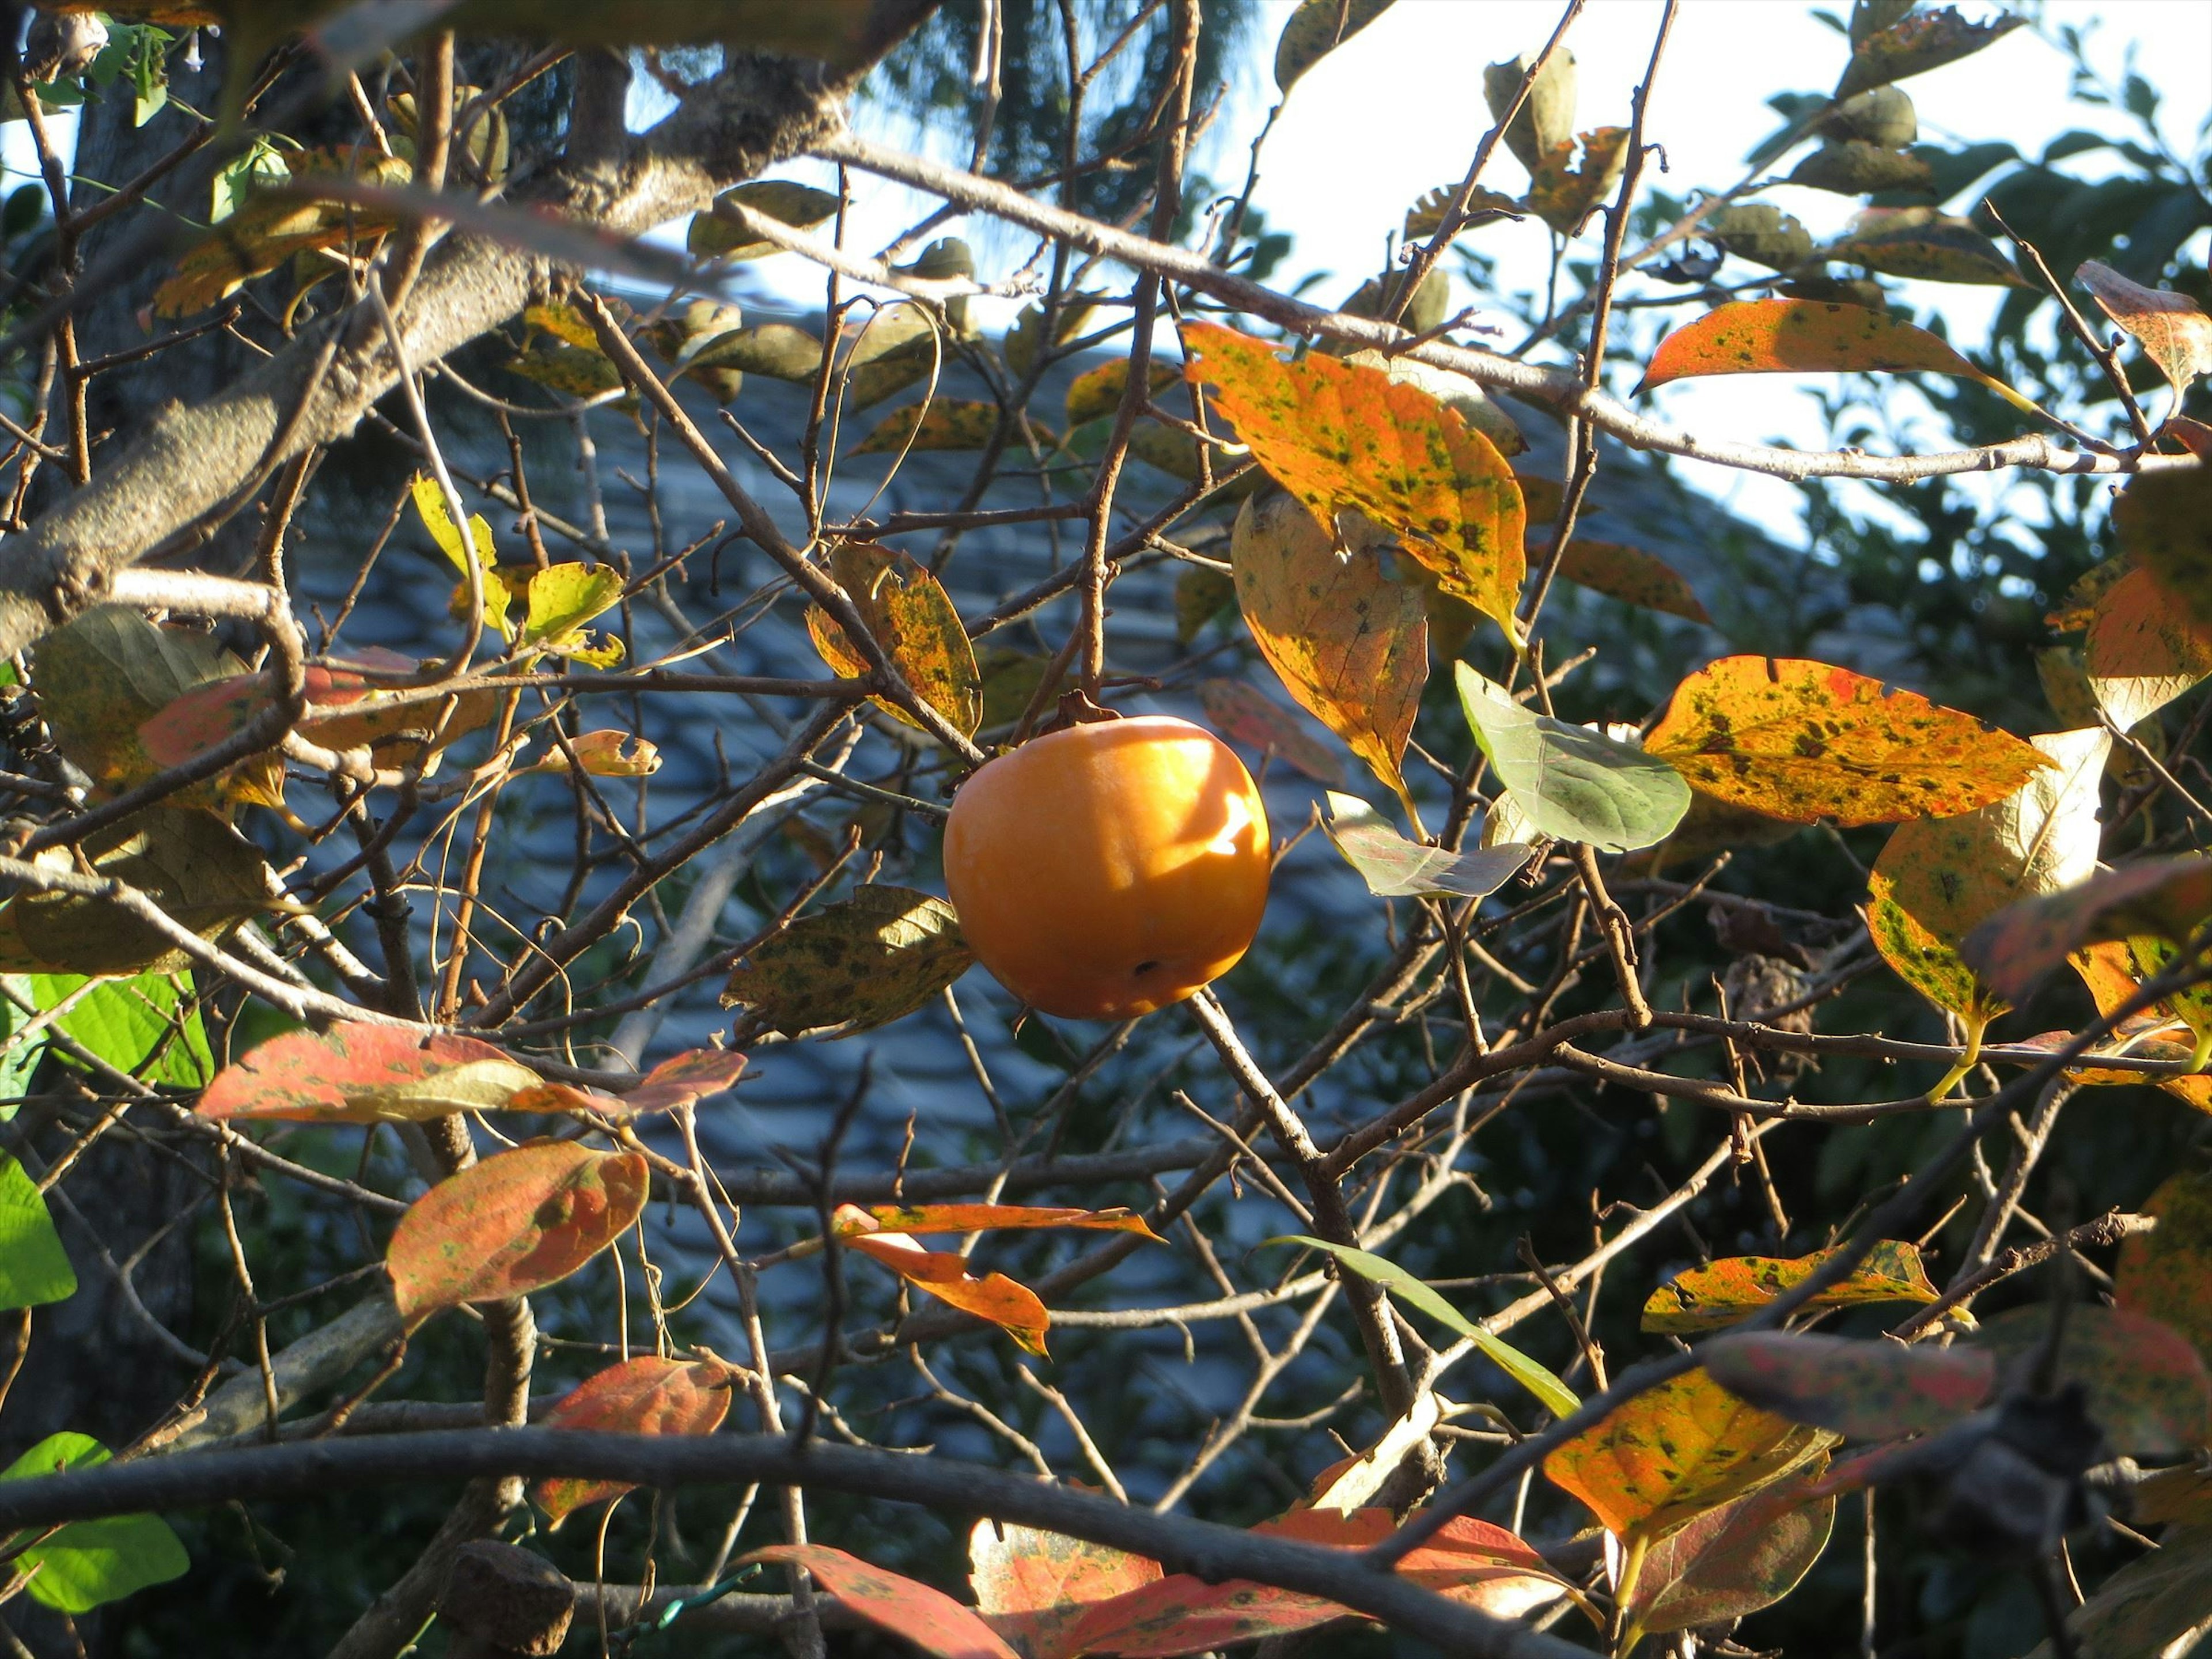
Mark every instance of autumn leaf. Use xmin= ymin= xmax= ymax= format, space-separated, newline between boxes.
xmin=1555 ymin=540 xmax=1711 ymax=624
xmin=198 ymin=1023 xmax=544 ymax=1124
xmin=1197 ymin=678 xmax=1346 ymax=790
xmin=851 ymin=399 xmax=1006 ymax=458
xmin=1824 ymin=206 xmax=2025 ymax=287
xmin=2084 ymin=566 xmax=2212 ymax=729
xmin=525 ymin=728 xmax=660 ymax=778
xmin=2076 ymin=260 xmax=2212 ymax=402
xmin=1643 ymin=656 xmax=2051 ymax=825
xmin=850 ymin=1204 xmax=1163 ymax=1241
xmin=1323 ymin=791 xmax=1533 ymax=899
xmin=833 ymin=1204 xmax=1051 ymax=1355
xmin=2115 ymin=463 xmax=2212 ymax=632
xmin=1230 ymin=490 xmax=1426 ymax=813
xmin=1527 ymin=127 xmax=1628 ymax=237
xmin=1835 ymin=3 xmax=2025 ymax=98
xmin=1702 ymin=1332 xmax=1995 ymax=1441
xmin=2118 ymin=1171 xmax=2212 ymax=1366
xmin=1974 ymin=1305 xmax=2212 ymax=1457
xmin=744 ymin=1545 xmax=1020 ymax=1659
xmin=1457 ymin=665 xmax=1690 ymax=854
xmin=1622 ymin=1458 xmax=1836 ymax=1641
xmin=719 ymin=884 xmax=972 ymax=1037
xmin=1066 ymin=358 xmax=1179 ymax=427
xmin=1187 ymin=322 xmax=1526 ymax=648
xmin=33 ymin=604 xmax=243 ymax=800
xmin=1789 ymin=139 xmax=1934 ymax=194
xmin=1959 ymin=855 xmax=2212 ymax=1008
xmin=506 ymin=1048 xmax=746 ymax=1119
xmin=807 ymin=542 xmax=982 ymax=738
xmin=385 ymin=1141 xmax=648 ymax=1328
xmin=1542 ymin=1366 xmax=1834 ymax=1545
xmin=1641 ymin=1240 xmax=1940 ymax=1335
xmin=519 ymin=564 xmax=624 ymax=666
xmin=1271 ymin=0 xmax=1392 ymax=93
xmin=535 ymin=1356 xmax=734 ymax=1526
xmin=969 ymin=1522 xmax=1161 ymax=1659
xmin=1484 ymin=47 xmax=1577 ymax=176
xmin=412 ymin=473 xmax=513 ymax=642
xmin=1639 ymin=300 xmax=2042 ymax=417
xmin=2066 ymin=940 xmax=2212 ymax=1113
xmin=1867 ymin=728 xmax=2109 ymax=1024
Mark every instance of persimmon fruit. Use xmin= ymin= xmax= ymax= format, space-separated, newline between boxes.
xmin=944 ymin=715 xmax=1271 ymax=1019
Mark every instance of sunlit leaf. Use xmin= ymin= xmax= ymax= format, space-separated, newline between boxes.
xmin=386 ymin=1141 xmax=648 ymax=1327
xmin=2075 ymin=260 xmax=2212 ymax=400
xmin=1960 ymin=855 xmax=2212 ymax=1007
xmin=526 ymin=728 xmax=660 ymax=777
xmin=2084 ymin=566 xmax=2212 ymax=729
xmin=834 ymin=1204 xmax=1050 ymax=1355
xmin=0 ymin=1154 xmax=75 ymax=1309
xmin=807 ymin=541 xmax=982 ymax=738
xmin=1230 ymin=491 xmax=1426 ymax=812
xmin=1456 ymin=664 xmax=1690 ymax=854
xmin=31 ymin=605 xmax=240 ymax=800
xmin=2115 ymin=463 xmax=2212 ymax=632
xmin=535 ymin=1356 xmax=734 ymax=1526
xmin=1554 ymin=540 xmax=1710 ymax=623
xmin=850 ymin=1204 xmax=1164 ymax=1241
xmin=2067 ymin=940 xmax=2212 ymax=1113
xmin=1323 ymin=791 xmax=1533 ymax=899
xmin=1187 ymin=322 xmax=1526 ymax=647
xmin=25 ymin=971 xmax=212 ymax=1091
xmin=1197 ymin=679 xmax=1344 ymax=787
xmin=198 ymin=1022 xmax=543 ymax=1124
xmin=1543 ymin=1366 xmax=1833 ymax=1543
xmin=1527 ymin=127 xmax=1628 ymax=237
xmin=507 ymin=1048 xmax=745 ymax=1119
xmin=1645 ymin=656 xmax=2050 ymax=824
xmin=0 ymin=1434 xmax=187 ymax=1612
xmin=1641 ymin=1240 xmax=1938 ymax=1335
xmin=743 ymin=1545 xmax=1021 ymax=1659
xmin=411 ymin=473 xmax=513 ymax=642
xmin=1265 ymin=1233 xmax=1578 ymax=1418
xmin=720 ymin=884 xmax=973 ymax=1037
xmin=1066 ymin=358 xmax=1177 ymax=427
xmin=970 ymin=1522 xmax=1161 ymax=1659
xmin=504 ymin=340 xmax=623 ymax=401
xmin=687 ymin=179 xmax=842 ymax=260
xmin=1639 ymin=300 xmax=2040 ymax=415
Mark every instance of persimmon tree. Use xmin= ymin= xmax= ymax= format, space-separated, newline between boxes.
xmin=0 ymin=2 xmax=2207 ymax=1657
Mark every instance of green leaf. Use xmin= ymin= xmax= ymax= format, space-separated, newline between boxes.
xmin=27 ymin=971 xmax=213 ymax=1090
xmin=0 ymin=1154 xmax=74 ymax=1309
xmin=1264 ymin=1234 xmax=1578 ymax=1419
xmin=520 ymin=564 xmax=625 ymax=666
xmin=1455 ymin=664 xmax=1690 ymax=853
xmin=720 ymin=885 xmax=974 ymax=1037
xmin=688 ymin=180 xmax=843 ymax=261
xmin=1836 ymin=5 xmax=2026 ymax=100
xmin=1 ymin=1434 xmax=188 ymax=1612
xmin=1273 ymin=0 xmax=1394 ymax=94
xmin=1323 ymin=793 xmax=1533 ymax=899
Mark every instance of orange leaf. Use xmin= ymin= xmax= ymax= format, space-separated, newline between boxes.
xmin=2118 ymin=1171 xmax=2212 ymax=1368
xmin=2085 ymin=566 xmax=2212 ymax=729
xmin=849 ymin=1204 xmax=1162 ymax=1241
xmin=1184 ymin=321 xmax=1526 ymax=647
xmin=386 ymin=1141 xmax=648 ymax=1328
xmin=744 ymin=1545 xmax=1020 ymax=1659
xmin=1197 ymin=679 xmax=1347 ymax=789
xmin=197 ymin=1024 xmax=543 ymax=1124
xmin=1639 ymin=300 xmax=2040 ymax=417
xmin=509 ymin=1049 xmax=747 ymax=1118
xmin=2115 ymin=463 xmax=2212 ymax=633
xmin=1960 ymin=855 xmax=2212 ymax=1006
xmin=1229 ymin=489 xmax=1426 ymax=815
xmin=1641 ymin=1240 xmax=1938 ymax=1335
xmin=2077 ymin=260 xmax=2212 ymax=399
xmin=807 ymin=541 xmax=982 ymax=737
xmin=1554 ymin=539 xmax=1710 ymax=623
xmin=535 ymin=1356 xmax=734 ymax=1527
xmin=2070 ymin=941 xmax=2212 ymax=1113
xmin=969 ymin=1523 xmax=1161 ymax=1659
xmin=835 ymin=1210 xmax=1050 ymax=1355
xmin=1645 ymin=656 xmax=2049 ymax=825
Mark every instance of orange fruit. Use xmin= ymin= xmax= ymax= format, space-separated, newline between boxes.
xmin=943 ymin=716 xmax=1271 ymax=1019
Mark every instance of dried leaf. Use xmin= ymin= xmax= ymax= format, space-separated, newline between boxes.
xmin=198 ymin=1023 xmax=543 ymax=1124
xmin=1323 ymin=791 xmax=1533 ymax=899
xmin=528 ymin=729 xmax=660 ymax=778
xmin=1640 ymin=300 xmax=2040 ymax=415
xmin=1624 ymin=1458 xmax=1836 ymax=1637
xmin=535 ymin=1357 xmax=734 ymax=1526
xmin=386 ymin=1141 xmax=648 ymax=1328
xmin=1457 ymin=665 xmax=1690 ymax=854
xmin=1272 ymin=0 xmax=1393 ymax=93
xmin=835 ymin=1206 xmax=1050 ymax=1355
xmin=720 ymin=884 xmax=972 ymax=1037
xmin=1835 ymin=5 xmax=2026 ymax=99
xmin=150 ymin=146 xmax=409 ymax=317
xmin=1230 ymin=491 xmax=1426 ymax=812
xmin=1527 ymin=127 xmax=1629 ymax=237
xmin=1187 ymin=322 xmax=1526 ymax=647
xmin=1975 ymin=1305 xmax=2212 ymax=1458
xmin=1266 ymin=1233 xmax=1577 ymax=1418
xmin=1867 ymin=728 xmax=2110 ymax=1020
xmin=2075 ymin=260 xmax=2212 ymax=399
xmin=1641 ymin=1240 xmax=1938 ymax=1334
xmin=807 ymin=542 xmax=982 ymax=738
xmin=1196 ymin=678 xmax=1345 ymax=787
xmin=1543 ymin=1366 xmax=1834 ymax=1543
xmin=1556 ymin=540 xmax=1711 ymax=623
xmin=2084 ymin=566 xmax=2212 ymax=729
xmin=1959 ymin=855 xmax=2212 ymax=1006
xmin=1824 ymin=206 xmax=2025 ymax=286
xmin=32 ymin=605 xmax=241 ymax=799
xmin=744 ymin=1545 xmax=1020 ymax=1659
xmin=2118 ymin=1171 xmax=2212 ymax=1366
xmin=850 ymin=399 xmax=1005 ymax=457
xmin=1702 ymin=1332 xmax=1995 ymax=1441
xmin=1645 ymin=656 xmax=2050 ymax=824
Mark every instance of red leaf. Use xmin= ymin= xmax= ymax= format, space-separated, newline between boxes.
xmin=535 ymin=1356 xmax=734 ymax=1526
xmin=1196 ymin=679 xmax=1348 ymax=788
xmin=1959 ymin=855 xmax=2212 ymax=1006
xmin=1702 ymin=1331 xmax=1995 ymax=1441
xmin=744 ymin=1545 xmax=1019 ymax=1659
xmin=509 ymin=1048 xmax=747 ymax=1118
xmin=387 ymin=1141 xmax=648 ymax=1327
xmin=198 ymin=1023 xmax=543 ymax=1124
xmin=969 ymin=1523 xmax=1161 ymax=1659
xmin=840 ymin=1229 xmax=1050 ymax=1357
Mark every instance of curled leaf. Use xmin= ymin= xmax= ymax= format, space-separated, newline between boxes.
xmin=1323 ymin=791 xmax=1532 ymax=899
